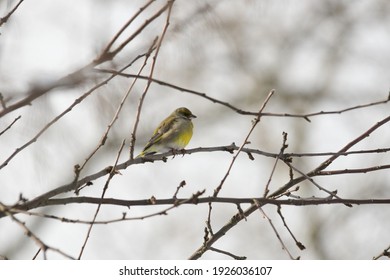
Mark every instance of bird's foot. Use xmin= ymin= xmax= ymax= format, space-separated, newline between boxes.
xmin=170 ymin=148 xmax=186 ymax=158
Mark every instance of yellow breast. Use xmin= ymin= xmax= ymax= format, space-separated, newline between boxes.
xmin=172 ymin=122 xmax=193 ymax=148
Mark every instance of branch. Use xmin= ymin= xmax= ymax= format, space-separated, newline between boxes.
xmin=2 ymin=143 xmax=389 ymax=219
xmin=13 ymin=196 xmax=389 ymax=213
xmin=208 ymin=247 xmax=246 ymax=260
xmin=0 ymin=54 xmax=148 ymax=170
xmin=253 ymin=200 xmax=296 ymax=259
xmin=94 ymin=1 xmax=170 ymax=64
xmin=277 ymin=206 xmax=306 ymax=250
xmin=0 ymin=0 xmax=24 ymax=27
xmin=0 ymin=1 xmax=169 ymax=118
xmin=0 ymin=115 xmax=21 ymax=136
xmin=316 ymin=164 xmax=390 ymax=176
xmin=373 ymin=244 xmax=390 ymax=260
xmin=129 ymin=0 xmax=175 ymax=159
xmin=73 ymin=40 xmax=157 ymax=183
xmin=189 ymin=195 xmax=390 ymax=260
xmin=0 ymin=202 xmax=74 ymax=259
xmin=269 ymin=115 xmax=390 ymax=197
xmin=0 ymin=66 xmax=92 ymax=118
xmin=99 ymin=0 xmax=155 ymax=57
xmin=213 ymin=90 xmax=275 ymax=197
xmin=263 ymin=131 xmax=289 ymax=197
xmin=78 ymin=140 xmax=126 ymax=259
xmin=95 ymin=70 xmax=390 ymax=120
xmin=285 ymin=160 xmax=350 ymax=204
xmin=204 ymin=89 xmax=274 ymax=240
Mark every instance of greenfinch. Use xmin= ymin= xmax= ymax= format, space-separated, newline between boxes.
xmin=136 ymin=107 xmax=196 ymax=158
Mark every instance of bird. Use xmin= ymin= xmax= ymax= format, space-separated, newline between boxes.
xmin=136 ymin=107 xmax=196 ymax=158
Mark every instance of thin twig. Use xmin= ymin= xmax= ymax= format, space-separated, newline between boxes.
xmin=96 ymin=70 xmax=390 ymax=120
xmin=94 ymin=1 xmax=170 ymax=64
xmin=209 ymin=247 xmax=246 ymax=260
xmin=263 ymin=132 xmax=289 ymax=197
xmin=277 ymin=206 xmax=305 ymax=250
xmin=373 ymin=244 xmax=390 ymax=260
xmin=189 ymin=203 xmax=259 ymax=260
xmin=0 ymin=66 xmax=91 ymax=118
xmin=284 ymin=160 xmax=350 ymax=206
xmin=75 ymin=39 xmax=157 ymax=187
xmin=269 ymin=115 xmax=390 ymax=197
xmin=316 ymin=164 xmax=390 ymax=176
xmin=213 ymin=90 xmax=275 ymax=197
xmin=0 ymin=202 xmax=74 ymax=259
xmin=0 ymin=2 xmax=168 ymax=119
xmin=0 ymin=115 xmax=21 ymax=136
xmin=32 ymin=248 xmax=41 ymax=260
xmin=100 ymin=0 xmax=155 ymax=56
xmin=128 ymin=37 xmax=158 ymax=159
xmin=253 ymin=200 xmax=296 ymax=259
xmin=188 ymin=191 xmax=390 ymax=260
xmin=77 ymin=139 xmax=126 ymax=259
xmin=0 ymin=0 xmax=24 ymax=27
xmin=205 ymin=89 xmax=275 ymax=249
xmin=205 ymin=202 xmax=214 ymax=236
xmin=0 ymin=55 xmax=144 ymax=170
xmin=129 ymin=1 xmax=175 ymax=159
xmin=0 ymin=92 xmax=7 ymax=109
xmin=172 ymin=180 xmax=186 ymax=200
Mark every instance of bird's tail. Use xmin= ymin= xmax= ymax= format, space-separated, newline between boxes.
xmin=135 ymin=149 xmax=156 ymax=159
xmin=135 ymin=152 xmax=144 ymax=159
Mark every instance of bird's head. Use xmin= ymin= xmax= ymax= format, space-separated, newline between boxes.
xmin=175 ymin=107 xmax=197 ymax=120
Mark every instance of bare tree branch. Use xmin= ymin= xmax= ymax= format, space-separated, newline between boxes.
xmin=0 ymin=115 xmax=21 ymax=136
xmin=0 ymin=1 xmax=170 ymax=118
xmin=129 ymin=0 xmax=175 ymax=159
xmin=212 ymin=90 xmax=275 ymax=199
xmin=99 ymin=0 xmax=155 ymax=57
xmin=95 ymin=70 xmax=390 ymax=120
xmin=94 ymin=1 xmax=170 ymax=64
xmin=0 ymin=54 xmax=148 ymax=170
xmin=277 ymin=206 xmax=306 ymax=251
xmin=208 ymin=247 xmax=247 ymax=260
xmin=74 ymin=40 xmax=157 ymax=189
xmin=1 ymin=1 xmax=389 ymax=260
xmin=0 ymin=202 xmax=74 ymax=260
xmin=0 ymin=0 xmax=24 ymax=27
xmin=373 ymin=244 xmax=390 ymax=260
xmin=78 ymin=140 xmax=126 ymax=259
xmin=253 ymin=200 xmax=296 ymax=259
xmin=7 ymin=196 xmax=390 ymax=211
xmin=269 ymin=115 xmax=390 ymax=197
xmin=1 ymin=141 xmax=389 ymax=220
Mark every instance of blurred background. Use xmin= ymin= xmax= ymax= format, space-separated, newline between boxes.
xmin=0 ymin=0 xmax=389 ymax=259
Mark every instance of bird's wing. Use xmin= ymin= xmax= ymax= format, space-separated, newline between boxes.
xmin=142 ymin=116 xmax=177 ymax=151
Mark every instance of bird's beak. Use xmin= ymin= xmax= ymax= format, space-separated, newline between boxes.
xmin=191 ymin=113 xmax=197 ymax=119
